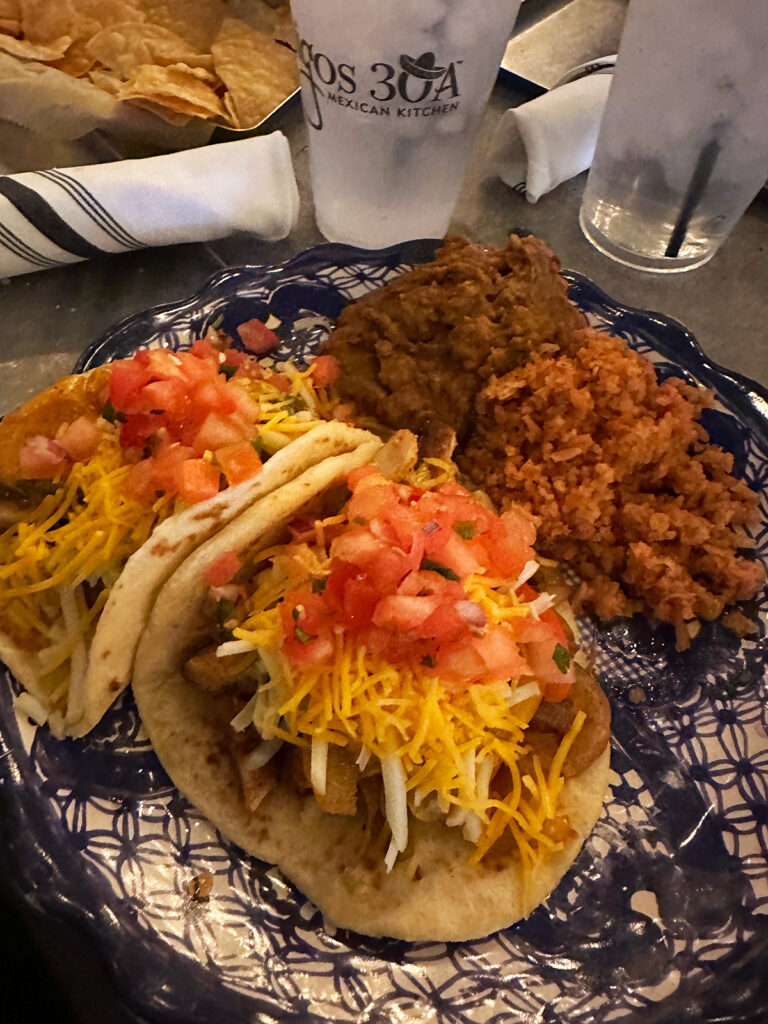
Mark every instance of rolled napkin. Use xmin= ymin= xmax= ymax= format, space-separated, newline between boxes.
xmin=0 ymin=132 xmax=299 ymax=279
xmin=492 ymin=59 xmax=614 ymax=203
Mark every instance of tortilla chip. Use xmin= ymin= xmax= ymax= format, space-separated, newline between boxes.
xmin=86 ymin=21 xmax=212 ymax=78
xmin=138 ymin=0 xmax=226 ymax=52
xmin=87 ymin=65 xmax=122 ymax=94
xmin=118 ymin=63 xmax=224 ymax=121
xmin=228 ymin=0 xmax=290 ymax=37
xmin=50 ymin=38 xmax=94 ymax=76
xmin=212 ymin=17 xmax=297 ymax=128
xmin=124 ymin=97 xmax=193 ymax=126
xmin=19 ymin=0 xmax=73 ymax=41
xmin=221 ymin=90 xmax=240 ymax=130
xmin=8 ymin=0 xmax=296 ymax=131
xmin=66 ymin=0 xmax=147 ymax=40
xmin=163 ymin=60 xmax=218 ymax=86
xmin=0 ymin=31 xmax=71 ymax=60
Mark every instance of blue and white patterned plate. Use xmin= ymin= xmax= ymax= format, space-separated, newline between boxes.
xmin=2 ymin=240 xmax=767 ymax=1024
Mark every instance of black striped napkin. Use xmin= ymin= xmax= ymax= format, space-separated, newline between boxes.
xmin=0 ymin=133 xmax=299 ymax=279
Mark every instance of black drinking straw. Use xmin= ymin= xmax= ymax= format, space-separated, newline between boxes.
xmin=665 ymin=136 xmax=721 ymax=258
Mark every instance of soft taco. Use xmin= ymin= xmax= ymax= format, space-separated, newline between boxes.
xmin=0 ymin=326 xmax=366 ymax=737
xmin=132 ymin=432 xmax=611 ymax=941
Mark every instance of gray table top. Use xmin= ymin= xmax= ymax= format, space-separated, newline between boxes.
xmin=1 ymin=76 xmax=766 ymax=423
xmin=0 ymin=71 xmax=766 ymax=1024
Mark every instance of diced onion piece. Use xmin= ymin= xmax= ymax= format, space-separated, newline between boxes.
xmin=462 ymin=812 xmax=483 ymax=844
xmin=311 ymin=737 xmax=328 ymax=796
xmin=243 ymin=737 xmax=283 ymax=771
xmin=445 ymin=807 xmax=466 ymax=828
xmin=216 ymin=639 xmax=258 ymax=657
xmin=15 ymin=691 xmax=49 ymax=726
xmin=513 ymin=559 xmax=539 ymax=590
xmin=507 ymin=681 xmax=542 ymax=707
xmin=528 ymin=593 xmax=555 ymax=620
xmin=230 ymin=692 xmax=260 ymax=732
xmin=381 ymin=754 xmax=408 ymax=854
xmin=356 ymin=745 xmax=371 ymax=771
xmin=456 ymin=600 xmax=487 ymax=628
xmin=253 ymin=647 xmax=289 ymax=734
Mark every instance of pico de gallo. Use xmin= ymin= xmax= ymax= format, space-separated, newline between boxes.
xmin=206 ymin=462 xmax=586 ymax=872
xmin=0 ymin=320 xmax=338 ymax=723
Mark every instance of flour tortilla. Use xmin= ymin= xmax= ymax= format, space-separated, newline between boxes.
xmin=0 ymin=399 xmax=378 ymax=736
xmin=132 ymin=446 xmax=611 ymax=941
xmin=71 ymin=422 xmax=380 ymax=736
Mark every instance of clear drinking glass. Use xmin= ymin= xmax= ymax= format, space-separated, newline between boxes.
xmin=579 ymin=0 xmax=768 ymax=273
xmin=291 ymin=0 xmax=523 ymax=249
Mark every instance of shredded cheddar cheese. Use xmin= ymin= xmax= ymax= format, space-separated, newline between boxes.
xmin=233 ymin=515 xmax=583 ymax=873
xmin=0 ymin=357 xmax=330 ymax=715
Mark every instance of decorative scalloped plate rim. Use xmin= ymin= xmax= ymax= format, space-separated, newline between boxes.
xmin=2 ymin=239 xmax=767 ymax=1024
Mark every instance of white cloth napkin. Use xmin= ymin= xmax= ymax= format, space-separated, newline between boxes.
xmin=0 ymin=132 xmax=299 ymax=279
xmin=492 ymin=60 xmax=614 ymax=203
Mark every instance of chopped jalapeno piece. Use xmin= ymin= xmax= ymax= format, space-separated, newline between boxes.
xmin=454 ymin=521 xmax=476 ymax=540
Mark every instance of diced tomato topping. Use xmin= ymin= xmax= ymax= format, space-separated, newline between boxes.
xmin=103 ymin=338 xmax=279 ymax=505
xmin=309 ymin=354 xmax=339 ymax=387
xmin=346 ymin=464 xmax=379 ymax=490
xmin=521 ymin=608 xmax=574 ymax=698
xmin=190 ymin=335 xmax=222 ymax=362
xmin=194 ymin=410 xmax=247 ymax=451
xmin=372 ymin=593 xmax=442 ymax=631
xmin=119 ymin=412 xmax=163 ymax=448
xmin=205 ymin=550 xmax=242 ymax=587
xmin=270 ymin=467 xmax=567 ymax=690
xmin=142 ymin=377 xmax=189 ymax=419
xmin=472 ymin=627 xmax=530 ymax=682
xmin=174 ymin=459 xmax=221 ymax=504
xmin=267 ymin=369 xmax=292 ymax=393
xmin=216 ymin=441 xmax=262 ymax=486
xmin=237 ymin=318 xmax=280 ymax=354
xmin=109 ymin=359 xmax=153 ymax=414
xmin=341 ymin=575 xmax=380 ymax=628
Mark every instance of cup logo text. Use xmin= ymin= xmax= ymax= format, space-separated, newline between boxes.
xmin=299 ymin=42 xmax=462 ymax=129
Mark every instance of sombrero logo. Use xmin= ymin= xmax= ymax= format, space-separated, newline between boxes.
xmin=395 ymin=52 xmax=460 ymax=103
xmin=298 ymin=40 xmax=462 ymax=129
